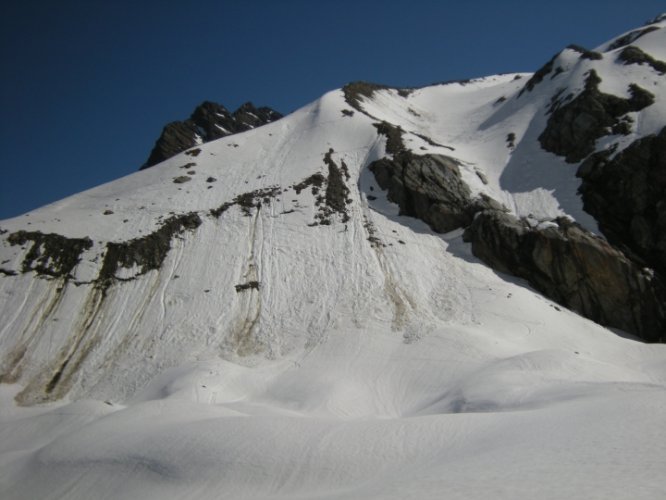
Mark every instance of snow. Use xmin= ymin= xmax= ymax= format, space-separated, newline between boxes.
xmin=1 ymin=21 xmax=666 ymax=500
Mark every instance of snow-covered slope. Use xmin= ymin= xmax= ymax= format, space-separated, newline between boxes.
xmin=1 ymin=16 xmax=666 ymax=500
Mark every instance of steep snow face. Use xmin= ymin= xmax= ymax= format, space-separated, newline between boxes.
xmin=1 ymin=17 xmax=666 ymax=500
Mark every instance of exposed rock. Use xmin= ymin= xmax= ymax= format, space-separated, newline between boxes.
xmin=97 ymin=213 xmax=201 ymax=290
xmin=342 ymin=81 xmax=412 ymax=114
xmin=342 ymin=81 xmax=389 ymax=112
xmin=577 ymin=127 xmax=666 ymax=276
xmin=567 ymin=44 xmax=603 ymax=60
xmin=141 ymin=101 xmax=282 ymax=169
xmin=373 ymin=121 xmax=406 ymax=155
xmin=463 ymin=211 xmax=666 ymax=342
xmin=293 ymin=173 xmax=325 ymax=195
xmin=539 ymin=70 xmax=655 ymax=162
xmin=606 ymin=26 xmax=660 ymax=51
xmin=210 ymin=187 xmax=281 ymax=218
xmin=518 ymin=52 xmax=560 ymax=96
xmin=616 ymin=46 xmax=666 ymax=74
xmin=305 ymin=149 xmax=352 ymax=226
xmin=369 ymin=152 xmax=500 ymax=233
xmin=320 ymin=149 xmax=351 ymax=224
xmin=235 ymin=281 xmax=259 ymax=293
xmin=7 ymin=231 xmax=93 ymax=279
xmin=173 ymin=176 xmax=191 ymax=184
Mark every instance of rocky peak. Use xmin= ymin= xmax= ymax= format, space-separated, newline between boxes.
xmin=141 ymin=101 xmax=282 ymax=169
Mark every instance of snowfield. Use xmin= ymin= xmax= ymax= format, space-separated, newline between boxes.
xmin=1 ymin=17 xmax=666 ymax=500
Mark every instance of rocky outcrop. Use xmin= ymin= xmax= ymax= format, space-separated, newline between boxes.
xmin=369 ymin=152 xmax=504 ymax=233
xmin=518 ymin=51 xmax=560 ymax=96
xmin=606 ymin=26 xmax=660 ymax=51
xmin=97 ymin=213 xmax=202 ymax=290
xmin=616 ymin=46 xmax=666 ymax=74
xmin=141 ymin=101 xmax=282 ymax=169
xmin=539 ymin=70 xmax=655 ymax=162
xmin=342 ymin=82 xmax=412 ymax=114
xmin=463 ymin=211 xmax=666 ymax=342
xmin=577 ymin=127 xmax=666 ymax=276
xmin=7 ymin=231 xmax=93 ymax=279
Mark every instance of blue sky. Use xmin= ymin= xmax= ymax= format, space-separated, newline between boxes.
xmin=1 ymin=0 xmax=663 ymax=219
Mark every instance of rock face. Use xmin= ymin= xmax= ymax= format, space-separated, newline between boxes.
xmin=370 ymin=152 xmax=497 ymax=233
xmin=463 ymin=211 xmax=666 ymax=342
xmin=578 ymin=127 xmax=666 ymax=276
xmin=538 ymin=70 xmax=655 ymax=163
xmin=141 ymin=101 xmax=282 ymax=169
xmin=365 ymin=70 xmax=666 ymax=341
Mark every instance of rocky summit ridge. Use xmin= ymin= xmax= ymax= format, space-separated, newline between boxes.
xmin=141 ymin=101 xmax=282 ymax=169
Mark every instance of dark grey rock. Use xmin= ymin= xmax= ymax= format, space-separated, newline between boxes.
xmin=97 ymin=213 xmax=202 ymax=290
xmin=518 ymin=51 xmax=561 ymax=96
xmin=141 ymin=101 xmax=282 ymax=169
xmin=369 ymin=152 xmax=488 ymax=233
xmin=606 ymin=26 xmax=660 ymax=51
xmin=463 ymin=211 xmax=666 ymax=342
xmin=616 ymin=46 xmax=666 ymax=74
xmin=7 ymin=231 xmax=93 ymax=279
xmin=577 ymin=127 xmax=666 ymax=276
xmin=567 ymin=44 xmax=603 ymax=60
xmin=539 ymin=70 xmax=655 ymax=162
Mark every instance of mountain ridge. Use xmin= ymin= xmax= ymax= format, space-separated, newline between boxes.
xmin=141 ymin=100 xmax=283 ymax=169
xmin=1 ymin=16 xmax=666 ymax=500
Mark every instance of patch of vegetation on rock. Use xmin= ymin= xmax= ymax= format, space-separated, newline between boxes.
xmin=293 ymin=173 xmax=325 ymax=195
xmin=7 ymin=231 xmax=93 ymax=279
xmin=210 ymin=187 xmax=282 ymax=218
xmin=96 ymin=213 xmax=201 ymax=290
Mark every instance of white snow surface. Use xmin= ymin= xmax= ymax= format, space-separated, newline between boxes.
xmin=1 ymin=18 xmax=666 ymax=499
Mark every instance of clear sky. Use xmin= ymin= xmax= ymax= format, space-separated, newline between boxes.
xmin=1 ymin=0 xmax=663 ymax=219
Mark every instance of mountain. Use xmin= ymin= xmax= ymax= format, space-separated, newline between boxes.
xmin=141 ymin=101 xmax=283 ymax=169
xmin=1 ymin=15 xmax=666 ymax=500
